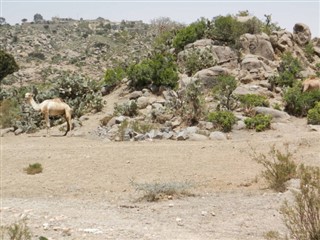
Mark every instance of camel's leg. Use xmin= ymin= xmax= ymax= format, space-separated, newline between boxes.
xmin=44 ymin=112 xmax=50 ymax=136
xmin=63 ymin=111 xmax=72 ymax=136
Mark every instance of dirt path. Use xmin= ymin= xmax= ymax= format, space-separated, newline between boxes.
xmin=1 ymin=118 xmax=320 ymax=239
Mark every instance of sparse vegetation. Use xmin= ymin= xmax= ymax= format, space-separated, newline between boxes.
xmin=281 ymin=165 xmax=320 ymax=240
xmin=252 ymin=144 xmax=297 ymax=192
xmin=0 ymin=218 xmax=32 ymax=240
xmin=132 ymin=180 xmax=194 ymax=202
xmin=114 ymin=101 xmax=138 ymax=117
xmin=179 ymin=81 xmax=206 ymax=126
xmin=213 ymin=75 xmax=238 ymax=111
xmin=24 ymin=163 xmax=43 ymax=175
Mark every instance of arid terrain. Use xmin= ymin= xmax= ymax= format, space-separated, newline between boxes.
xmin=1 ymin=112 xmax=320 ymax=239
xmin=1 ymin=15 xmax=320 ymax=240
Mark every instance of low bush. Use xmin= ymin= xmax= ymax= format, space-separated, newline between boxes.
xmin=114 ymin=101 xmax=138 ymax=117
xmin=103 ymin=66 xmax=126 ymax=88
xmin=281 ymin=165 xmax=320 ymax=239
xmin=132 ymin=180 xmax=194 ymax=202
xmin=238 ymin=94 xmax=270 ymax=109
xmin=307 ymin=101 xmax=320 ymax=125
xmin=179 ymin=47 xmax=216 ymax=76
xmin=207 ymin=110 xmax=237 ymax=132
xmin=0 ymin=218 xmax=32 ymax=240
xmin=284 ymin=83 xmax=320 ymax=117
xmin=24 ymin=163 xmax=43 ymax=175
xmin=252 ymin=144 xmax=297 ymax=192
xmin=244 ymin=113 xmax=272 ymax=132
xmin=275 ymin=52 xmax=302 ymax=87
xmin=0 ymin=99 xmax=20 ymax=128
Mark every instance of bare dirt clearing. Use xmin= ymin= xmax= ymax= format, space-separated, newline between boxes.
xmin=1 ymin=118 xmax=320 ymax=239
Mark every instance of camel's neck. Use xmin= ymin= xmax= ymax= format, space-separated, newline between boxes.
xmin=28 ymin=97 xmax=41 ymax=111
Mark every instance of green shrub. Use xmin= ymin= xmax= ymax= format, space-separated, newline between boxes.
xmin=172 ymin=19 xmax=207 ymax=52
xmin=304 ymin=43 xmax=315 ymax=62
xmin=281 ymin=165 xmax=320 ymax=239
xmin=244 ymin=113 xmax=272 ymax=132
xmin=208 ymin=15 xmax=262 ymax=46
xmin=276 ymin=52 xmax=302 ymax=87
xmin=284 ymin=83 xmax=320 ymax=117
xmin=114 ymin=101 xmax=138 ymax=117
xmin=179 ymin=81 xmax=205 ymax=125
xmin=0 ymin=99 xmax=20 ymax=128
xmin=207 ymin=110 xmax=237 ymax=132
xmin=180 ymin=47 xmax=216 ymax=76
xmin=213 ymin=75 xmax=238 ymax=110
xmin=0 ymin=49 xmax=19 ymax=82
xmin=238 ymin=94 xmax=270 ymax=109
xmin=316 ymin=63 xmax=320 ymax=77
xmin=131 ymin=120 xmax=154 ymax=134
xmin=103 ymin=66 xmax=126 ymax=88
xmin=24 ymin=163 xmax=43 ymax=175
xmin=127 ymin=60 xmax=153 ymax=89
xmin=253 ymin=144 xmax=297 ymax=192
xmin=49 ymin=73 xmax=104 ymax=117
xmin=128 ymin=53 xmax=179 ymax=89
xmin=307 ymin=102 xmax=320 ymax=125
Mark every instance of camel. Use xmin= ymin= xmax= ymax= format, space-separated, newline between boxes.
xmin=302 ymin=78 xmax=320 ymax=92
xmin=25 ymin=93 xmax=72 ymax=136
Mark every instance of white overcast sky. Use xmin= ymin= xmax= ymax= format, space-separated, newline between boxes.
xmin=1 ymin=0 xmax=320 ymax=37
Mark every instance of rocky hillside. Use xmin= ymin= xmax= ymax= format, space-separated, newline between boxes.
xmin=1 ymin=16 xmax=320 ymax=140
xmin=0 ymin=18 xmax=155 ymax=84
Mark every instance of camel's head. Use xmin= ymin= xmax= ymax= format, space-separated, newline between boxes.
xmin=24 ymin=92 xmax=34 ymax=102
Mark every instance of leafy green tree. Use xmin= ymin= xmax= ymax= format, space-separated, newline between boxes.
xmin=284 ymin=82 xmax=320 ymax=117
xmin=0 ymin=49 xmax=19 ymax=82
xmin=205 ymin=14 xmax=264 ymax=47
xmin=33 ymin=13 xmax=44 ymax=23
xmin=128 ymin=53 xmax=179 ymax=89
xmin=172 ymin=19 xmax=207 ymax=52
xmin=276 ymin=52 xmax=302 ymax=87
xmin=213 ymin=75 xmax=238 ymax=110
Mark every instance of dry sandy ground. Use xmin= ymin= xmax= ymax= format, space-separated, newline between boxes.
xmin=1 ymin=116 xmax=320 ymax=239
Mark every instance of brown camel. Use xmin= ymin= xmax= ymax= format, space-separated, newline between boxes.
xmin=302 ymin=78 xmax=320 ymax=92
xmin=25 ymin=93 xmax=72 ymax=136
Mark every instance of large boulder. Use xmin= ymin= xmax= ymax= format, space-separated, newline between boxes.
xmin=239 ymin=54 xmax=276 ymax=82
xmin=193 ymin=66 xmax=231 ymax=89
xmin=293 ymin=23 xmax=311 ymax=46
xmin=240 ymin=33 xmax=275 ymax=61
xmin=178 ymin=39 xmax=238 ymax=74
xmin=270 ymin=30 xmax=294 ymax=53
